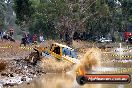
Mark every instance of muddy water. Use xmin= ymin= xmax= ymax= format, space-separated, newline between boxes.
xmin=12 ymin=73 xmax=101 ymax=88
xmin=11 ymin=73 xmax=132 ymax=88
xmin=11 ymin=51 xmax=132 ymax=88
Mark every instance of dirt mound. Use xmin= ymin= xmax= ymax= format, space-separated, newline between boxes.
xmin=0 ymin=58 xmax=45 ymax=87
xmin=0 ymin=60 xmax=7 ymax=72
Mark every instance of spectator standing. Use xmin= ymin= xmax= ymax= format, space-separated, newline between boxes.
xmin=9 ymin=27 xmax=14 ymax=37
xmin=6 ymin=31 xmax=10 ymax=39
xmin=27 ymin=33 xmax=32 ymax=44
xmin=20 ymin=33 xmax=28 ymax=46
xmin=3 ymin=31 xmax=6 ymax=36
xmin=39 ymin=33 xmax=44 ymax=43
xmin=32 ymin=34 xmax=37 ymax=44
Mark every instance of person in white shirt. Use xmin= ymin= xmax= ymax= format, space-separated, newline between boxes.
xmin=39 ymin=33 xmax=44 ymax=43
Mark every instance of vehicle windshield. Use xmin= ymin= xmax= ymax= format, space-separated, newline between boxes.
xmin=62 ymin=47 xmax=77 ymax=59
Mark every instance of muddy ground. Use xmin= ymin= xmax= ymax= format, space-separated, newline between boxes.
xmin=0 ymin=40 xmax=84 ymax=87
xmin=0 ymin=40 xmax=131 ymax=88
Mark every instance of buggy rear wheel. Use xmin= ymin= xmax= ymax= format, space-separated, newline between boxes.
xmin=28 ymin=52 xmax=40 ymax=65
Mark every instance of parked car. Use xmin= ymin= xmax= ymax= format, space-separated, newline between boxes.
xmin=98 ymin=37 xmax=112 ymax=43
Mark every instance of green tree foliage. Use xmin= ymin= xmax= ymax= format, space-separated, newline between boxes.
xmin=86 ymin=0 xmax=132 ymax=36
xmin=86 ymin=0 xmax=111 ymax=35
xmin=0 ymin=0 xmax=6 ymax=26
xmin=28 ymin=0 xmax=104 ymax=44
xmin=29 ymin=0 xmax=68 ymax=39
xmin=13 ymin=0 xmax=34 ymax=26
xmin=13 ymin=0 xmax=132 ymax=42
xmin=121 ymin=0 xmax=132 ymax=24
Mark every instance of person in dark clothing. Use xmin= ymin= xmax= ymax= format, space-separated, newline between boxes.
xmin=2 ymin=32 xmax=15 ymax=42
xmin=26 ymin=33 xmax=32 ymax=44
xmin=28 ymin=34 xmax=33 ymax=44
xmin=112 ymin=36 xmax=115 ymax=42
xmin=20 ymin=37 xmax=27 ymax=46
xmin=128 ymin=37 xmax=132 ymax=43
xmin=73 ymin=32 xmax=79 ymax=40
xmin=65 ymin=31 xmax=69 ymax=42
xmin=20 ymin=33 xmax=28 ymax=46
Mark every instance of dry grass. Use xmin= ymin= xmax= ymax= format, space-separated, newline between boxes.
xmin=72 ymin=40 xmax=94 ymax=49
xmin=0 ymin=41 xmax=32 ymax=58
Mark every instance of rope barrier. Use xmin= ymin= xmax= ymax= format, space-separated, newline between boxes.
xmin=96 ymin=68 xmax=132 ymax=74
xmin=0 ymin=45 xmax=33 ymax=50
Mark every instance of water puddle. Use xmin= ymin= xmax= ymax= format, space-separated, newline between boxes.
xmin=11 ymin=73 xmax=132 ymax=88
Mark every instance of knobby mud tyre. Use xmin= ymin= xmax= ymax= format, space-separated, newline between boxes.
xmin=29 ymin=52 xmax=40 ymax=65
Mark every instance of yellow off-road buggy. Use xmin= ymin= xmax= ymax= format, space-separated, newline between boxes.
xmin=26 ymin=43 xmax=79 ymax=65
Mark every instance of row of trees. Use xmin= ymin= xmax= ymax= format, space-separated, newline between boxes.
xmin=0 ymin=0 xmax=6 ymax=28
xmin=0 ymin=0 xmax=15 ymax=31
xmin=5 ymin=0 xmax=132 ymax=43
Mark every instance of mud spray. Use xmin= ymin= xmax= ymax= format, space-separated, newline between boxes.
xmin=56 ymin=48 xmax=102 ymax=88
